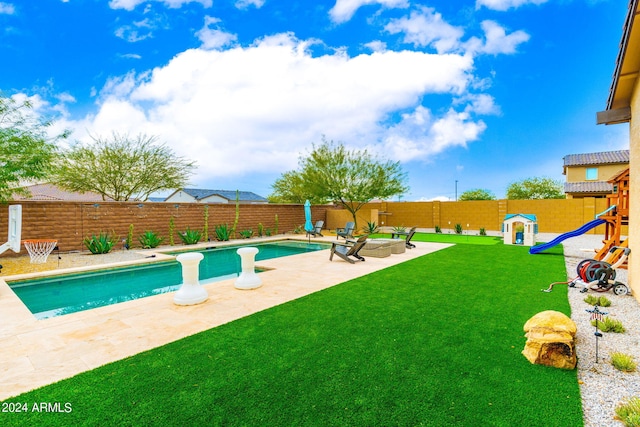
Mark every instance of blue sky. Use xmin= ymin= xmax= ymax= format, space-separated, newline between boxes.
xmin=0 ymin=0 xmax=630 ymax=200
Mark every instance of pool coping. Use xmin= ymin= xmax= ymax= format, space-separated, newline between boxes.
xmin=0 ymin=237 xmax=452 ymax=401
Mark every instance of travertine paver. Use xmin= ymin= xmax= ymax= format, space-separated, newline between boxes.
xmin=0 ymin=237 xmax=450 ymax=400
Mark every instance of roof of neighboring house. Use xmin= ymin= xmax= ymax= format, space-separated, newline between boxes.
xmin=179 ymin=188 xmax=267 ymax=202
xmin=563 ymin=150 xmax=629 ymax=167
xmin=564 ymin=181 xmax=614 ymax=194
xmin=13 ymin=183 xmax=110 ymax=202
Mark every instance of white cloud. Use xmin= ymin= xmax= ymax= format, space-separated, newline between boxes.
xmin=115 ymin=18 xmax=158 ymax=42
xmin=196 ymin=16 xmax=238 ymax=50
xmin=235 ymin=0 xmax=265 ymax=9
xmin=384 ymin=6 xmax=464 ymax=54
xmin=364 ymin=40 xmax=387 ymax=52
xmin=63 ymin=33 xmax=481 ymax=183
xmin=382 ymin=106 xmax=486 ymax=161
xmin=0 ymin=2 xmax=15 ymax=14
xmin=475 ymin=0 xmax=548 ymax=11
xmin=465 ymin=20 xmax=530 ymax=55
xmin=329 ymin=0 xmax=409 ymax=24
xmin=109 ymin=0 xmax=212 ymax=11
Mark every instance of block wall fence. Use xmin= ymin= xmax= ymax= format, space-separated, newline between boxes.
xmin=0 ymin=197 xmax=625 ymax=257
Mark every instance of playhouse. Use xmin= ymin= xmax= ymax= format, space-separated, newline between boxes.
xmin=503 ymin=214 xmax=538 ymax=246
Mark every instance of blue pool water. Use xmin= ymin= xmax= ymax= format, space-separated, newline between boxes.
xmin=9 ymin=240 xmax=329 ymax=319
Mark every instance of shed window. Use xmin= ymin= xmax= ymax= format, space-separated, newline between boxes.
xmin=586 ymin=168 xmax=598 ymax=180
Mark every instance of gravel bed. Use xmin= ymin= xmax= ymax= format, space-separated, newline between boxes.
xmin=539 ymin=233 xmax=640 ymax=427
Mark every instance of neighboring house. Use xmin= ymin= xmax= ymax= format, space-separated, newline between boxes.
xmin=562 ymin=150 xmax=629 ymax=198
xmin=164 ymin=188 xmax=268 ymax=204
xmin=596 ymin=0 xmax=640 ymax=301
xmin=12 ymin=183 xmax=112 ymax=202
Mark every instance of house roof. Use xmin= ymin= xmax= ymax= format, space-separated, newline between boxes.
xmin=564 ymin=181 xmax=614 ymax=194
xmin=563 ymin=150 xmax=629 ymax=167
xmin=504 ymin=214 xmax=537 ymax=222
xmin=13 ymin=183 xmax=110 ymax=202
xmin=597 ymin=0 xmax=639 ymax=124
xmin=180 ymin=188 xmax=267 ymax=202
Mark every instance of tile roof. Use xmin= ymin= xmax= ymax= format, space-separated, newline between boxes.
xmin=564 ymin=181 xmax=614 ymax=194
xmin=13 ymin=183 xmax=110 ymax=201
xmin=181 ymin=188 xmax=267 ymax=202
xmin=563 ymin=150 xmax=629 ymax=167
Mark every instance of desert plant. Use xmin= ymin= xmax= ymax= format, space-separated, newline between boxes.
xmin=126 ymin=224 xmax=134 ymax=249
xmin=231 ymin=190 xmax=240 ymax=236
xmin=139 ymin=231 xmax=164 ymax=249
xmin=584 ymin=295 xmax=612 ymax=307
xmin=435 ymin=225 xmax=442 ymax=233
xmin=215 ymin=224 xmax=231 ymax=241
xmin=363 ymin=221 xmax=379 ymax=234
xmin=454 ymin=223 xmax=463 ymax=234
xmin=203 ymin=205 xmax=209 ymax=241
xmin=169 ymin=216 xmax=175 ymax=246
xmin=592 ymin=316 xmax=625 ymax=333
xmin=293 ymin=225 xmax=303 ymax=234
xmin=392 ymin=225 xmax=406 ymax=233
xmin=239 ymin=229 xmax=254 ymax=239
xmin=179 ymin=227 xmax=202 ymax=245
xmin=611 ymin=352 xmax=637 ymax=372
xmin=274 ymin=214 xmax=279 ymax=234
xmin=265 ymin=228 xmax=272 ymax=237
xmin=616 ymin=397 xmax=640 ymax=427
xmin=83 ymin=232 xmax=118 ymax=254
xmin=257 ymin=223 xmax=264 ymax=237
xmin=479 ymin=227 xmax=487 ymax=236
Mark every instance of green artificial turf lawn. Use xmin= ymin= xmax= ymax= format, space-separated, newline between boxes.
xmin=2 ymin=243 xmax=583 ymax=426
xmin=371 ymin=232 xmax=502 ymax=245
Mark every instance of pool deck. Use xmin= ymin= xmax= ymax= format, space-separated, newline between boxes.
xmin=0 ymin=236 xmax=451 ymax=401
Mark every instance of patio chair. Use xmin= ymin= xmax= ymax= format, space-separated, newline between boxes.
xmin=306 ymin=220 xmax=324 ymax=238
xmin=336 ymin=221 xmax=355 ymax=240
xmin=329 ymin=235 xmax=367 ymax=263
xmin=392 ymin=226 xmax=417 ymax=249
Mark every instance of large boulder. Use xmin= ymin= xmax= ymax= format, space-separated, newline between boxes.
xmin=522 ymin=310 xmax=577 ymax=370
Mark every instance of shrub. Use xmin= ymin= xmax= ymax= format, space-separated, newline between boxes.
xmin=293 ymin=225 xmax=303 ymax=234
xmin=479 ymin=227 xmax=487 ymax=236
xmin=179 ymin=227 xmax=202 ymax=245
xmin=454 ymin=223 xmax=463 ymax=234
xmin=616 ymin=397 xmax=640 ymax=426
xmin=139 ymin=231 xmax=164 ymax=249
xmin=392 ymin=225 xmax=406 ymax=233
xmin=239 ymin=229 xmax=254 ymax=239
xmin=584 ymin=295 xmax=612 ymax=307
xmin=84 ymin=232 xmax=117 ymax=254
xmin=435 ymin=225 xmax=442 ymax=233
xmin=592 ymin=316 xmax=625 ymax=333
xmin=611 ymin=352 xmax=637 ymax=372
xmin=257 ymin=223 xmax=264 ymax=237
xmin=215 ymin=224 xmax=231 ymax=241
xmin=363 ymin=221 xmax=379 ymax=234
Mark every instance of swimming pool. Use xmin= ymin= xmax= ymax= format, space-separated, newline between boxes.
xmin=8 ymin=240 xmax=329 ymax=319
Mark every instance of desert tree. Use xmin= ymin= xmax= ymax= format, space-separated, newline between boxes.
xmin=506 ymin=177 xmax=565 ymax=200
xmin=52 ymin=132 xmax=196 ymax=201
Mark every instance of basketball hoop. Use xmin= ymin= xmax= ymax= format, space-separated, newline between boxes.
xmin=23 ymin=239 xmax=58 ymax=264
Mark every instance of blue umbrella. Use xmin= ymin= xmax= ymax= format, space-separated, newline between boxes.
xmin=304 ymin=200 xmax=313 ymax=235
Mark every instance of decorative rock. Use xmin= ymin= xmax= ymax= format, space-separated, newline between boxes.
xmin=173 ymin=252 xmax=208 ymax=305
xmin=522 ymin=310 xmax=577 ymax=370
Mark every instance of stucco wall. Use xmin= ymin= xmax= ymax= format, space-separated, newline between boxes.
xmin=628 ymin=82 xmax=640 ymax=301
xmin=566 ymin=164 xmax=629 ymax=182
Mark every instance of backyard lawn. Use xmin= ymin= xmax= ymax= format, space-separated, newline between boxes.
xmin=2 ymin=240 xmax=583 ymax=426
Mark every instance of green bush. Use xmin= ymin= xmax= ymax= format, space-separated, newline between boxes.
xmin=454 ymin=223 xmax=463 ymax=234
xmin=239 ymin=229 xmax=254 ymax=239
xmin=139 ymin=231 xmax=164 ymax=249
xmin=179 ymin=227 xmax=202 ymax=245
xmin=616 ymin=397 xmax=640 ymax=427
xmin=215 ymin=224 xmax=231 ymax=241
xmin=83 ymin=232 xmax=118 ymax=254
xmin=611 ymin=352 xmax=637 ymax=372
xmin=435 ymin=225 xmax=442 ymax=233
xmin=479 ymin=227 xmax=487 ymax=236
xmin=592 ymin=316 xmax=625 ymax=333
xmin=584 ymin=295 xmax=612 ymax=307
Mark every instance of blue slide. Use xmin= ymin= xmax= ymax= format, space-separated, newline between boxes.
xmin=529 ymin=218 xmax=606 ymax=254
